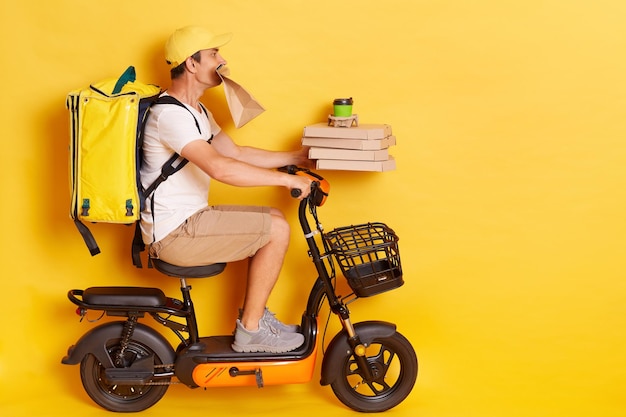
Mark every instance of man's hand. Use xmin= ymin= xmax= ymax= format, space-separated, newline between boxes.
xmin=285 ymin=172 xmax=313 ymax=200
xmin=293 ymin=146 xmax=316 ymax=169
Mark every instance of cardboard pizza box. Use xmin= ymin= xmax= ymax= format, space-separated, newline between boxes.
xmin=302 ymin=135 xmax=396 ymax=151
xmin=316 ymin=156 xmax=396 ymax=172
xmin=309 ymin=147 xmax=389 ymax=161
xmin=303 ymin=123 xmax=392 ymax=140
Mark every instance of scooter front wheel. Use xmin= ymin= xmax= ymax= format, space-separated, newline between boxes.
xmin=80 ymin=339 xmax=170 ymax=412
xmin=330 ymin=332 xmax=417 ymax=412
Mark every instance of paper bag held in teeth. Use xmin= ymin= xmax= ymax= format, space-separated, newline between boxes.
xmin=217 ymin=65 xmax=265 ymax=128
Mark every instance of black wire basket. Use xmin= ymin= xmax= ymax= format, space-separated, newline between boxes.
xmin=323 ymin=222 xmax=403 ymax=297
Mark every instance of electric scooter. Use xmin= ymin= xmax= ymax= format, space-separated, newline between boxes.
xmin=61 ymin=166 xmax=418 ymax=412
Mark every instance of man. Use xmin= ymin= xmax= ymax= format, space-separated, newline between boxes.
xmin=140 ymin=25 xmax=313 ymax=353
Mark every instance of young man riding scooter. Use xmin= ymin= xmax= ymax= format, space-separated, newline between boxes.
xmin=140 ymin=25 xmax=313 ymax=353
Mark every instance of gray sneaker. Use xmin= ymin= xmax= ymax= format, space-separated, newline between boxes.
xmin=262 ymin=308 xmax=300 ymax=333
xmin=237 ymin=308 xmax=300 ymax=333
xmin=232 ymin=318 xmax=304 ymax=353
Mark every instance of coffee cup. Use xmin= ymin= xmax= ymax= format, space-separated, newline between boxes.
xmin=333 ymin=97 xmax=353 ymax=117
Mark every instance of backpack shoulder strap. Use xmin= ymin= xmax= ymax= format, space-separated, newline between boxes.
xmin=132 ymin=95 xmax=212 ymax=268
xmin=74 ymin=219 xmax=101 ymax=256
xmin=139 ymin=95 xmax=207 ymax=198
xmin=152 ymin=94 xmax=203 ymax=133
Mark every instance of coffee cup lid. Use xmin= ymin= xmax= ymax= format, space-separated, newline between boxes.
xmin=333 ymin=97 xmax=353 ymax=105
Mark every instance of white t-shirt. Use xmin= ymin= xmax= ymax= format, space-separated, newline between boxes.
xmin=139 ymin=94 xmax=221 ymax=244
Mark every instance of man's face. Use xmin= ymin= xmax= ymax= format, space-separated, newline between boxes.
xmin=195 ymin=48 xmax=227 ymax=87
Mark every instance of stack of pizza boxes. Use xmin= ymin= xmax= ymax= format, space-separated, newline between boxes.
xmin=302 ymin=122 xmax=396 ymax=171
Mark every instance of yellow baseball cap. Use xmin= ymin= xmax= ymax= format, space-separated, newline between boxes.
xmin=165 ymin=26 xmax=232 ymax=67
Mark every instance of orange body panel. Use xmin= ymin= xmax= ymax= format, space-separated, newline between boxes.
xmin=192 ymin=341 xmax=319 ymax=388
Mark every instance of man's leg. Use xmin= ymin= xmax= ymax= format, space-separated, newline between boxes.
xmin=240 ymin=208 xmax=289 ymax=331
xmin=151 ymin=204 xmax=303 ymax=352
xmin=233 ymin=208 xmax=304 ymax=353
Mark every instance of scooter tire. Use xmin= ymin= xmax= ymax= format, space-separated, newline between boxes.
xmin=330 ymin=331 xmax=417 ymax=412
xmin=80 ymin=339 xmax=170 ymax=412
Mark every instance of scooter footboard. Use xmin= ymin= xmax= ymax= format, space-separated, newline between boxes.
xmin=61 ymin=321 xmax=176 ymax=368
xmin=319 ymin=320 xmax=396 ymax=386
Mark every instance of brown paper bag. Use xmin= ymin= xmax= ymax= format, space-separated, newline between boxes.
xmin=217 ymin=65 xmax=265 ymax=128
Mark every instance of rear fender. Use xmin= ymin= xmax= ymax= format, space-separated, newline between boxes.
xmin=320 ymin=320 xmax=396 ymax=386
xmin=61 ymin=321 xmax=175 ymax=367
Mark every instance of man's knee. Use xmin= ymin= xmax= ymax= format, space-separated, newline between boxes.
xmin=269 ymin=212 xmax=290 ymax=242
xmin=269 ymin=207 xmax=285 ymax=218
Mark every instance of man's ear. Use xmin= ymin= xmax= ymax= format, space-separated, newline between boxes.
xmin=185 ymin=56 xmax=197 ymax=73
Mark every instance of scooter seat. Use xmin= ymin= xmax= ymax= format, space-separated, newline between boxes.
xmin=83 ymin=286 xmax=167 ymax=307
xmin=151 ymin=258 xmax=227 ymax=278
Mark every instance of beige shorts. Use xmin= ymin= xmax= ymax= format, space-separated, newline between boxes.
xmin=149 ymin=205 xmax=272 ymax=266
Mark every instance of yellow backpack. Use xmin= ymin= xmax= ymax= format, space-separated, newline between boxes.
xmin=67 ymin=66 xmax=202 ymax=264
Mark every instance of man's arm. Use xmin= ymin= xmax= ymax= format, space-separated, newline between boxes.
xmin=210 ymin=130 xmax=312 ymax=169
xmin=180 ymin=138 xmax=312 ymax=197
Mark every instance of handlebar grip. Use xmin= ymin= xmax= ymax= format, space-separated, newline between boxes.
xmin=291 ymin=188 xmax=302 ymax=198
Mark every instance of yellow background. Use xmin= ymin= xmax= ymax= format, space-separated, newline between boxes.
xmin=1 ymin=1 xmax=625 ymax=416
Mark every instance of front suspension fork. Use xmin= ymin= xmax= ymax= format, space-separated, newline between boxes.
xmin=337 ymin=307 xmax=374 ymax=382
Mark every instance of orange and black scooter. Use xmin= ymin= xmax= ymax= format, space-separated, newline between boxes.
xmin=61 ymin=166 xmax=417 ymax=412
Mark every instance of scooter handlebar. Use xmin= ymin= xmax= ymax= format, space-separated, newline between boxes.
xmin=280 ymin=165 xmax=329 ymax=206
xmin=291 ymin=181 xmax=320 ymax=199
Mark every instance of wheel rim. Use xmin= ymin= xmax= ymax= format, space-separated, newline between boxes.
xmin=81 ymin=339 xmax=170 ymax=409
xmin=92 ymin=343 xmax=156 ymax=401
xmin=343 ymin=341 xmax=405 ymax=400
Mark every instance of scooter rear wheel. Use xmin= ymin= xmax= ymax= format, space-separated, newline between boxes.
xmin=330 ymin=332 xmax=417 ymax=412
xmin=80 ymin=339 xmax=170 ymax=412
